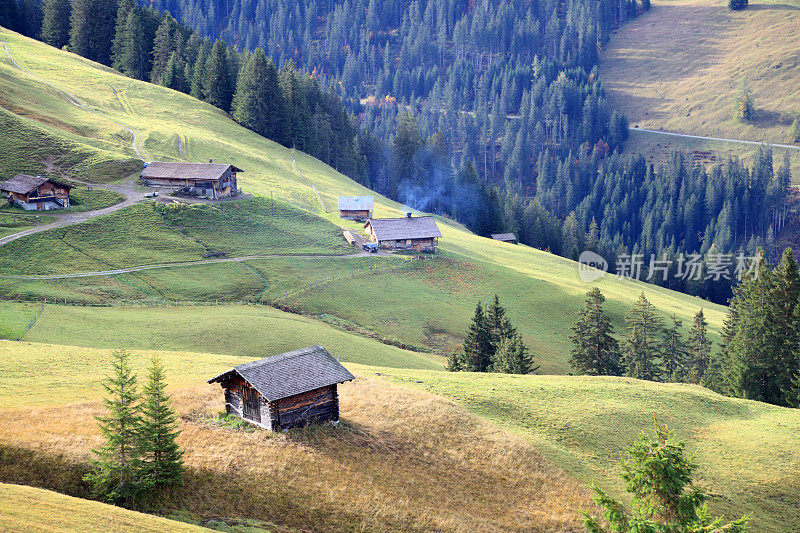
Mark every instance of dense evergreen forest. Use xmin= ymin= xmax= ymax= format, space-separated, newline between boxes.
xmin=0 ymin=0 xmax=791 ymax=304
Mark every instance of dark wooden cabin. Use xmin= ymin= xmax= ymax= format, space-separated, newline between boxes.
xmin=141 ymin=162 xmax=242 ymax=199
xmin=364 ymin=213 xmax=442 ymax=252
xmin=207 ymin=345 xmax=355 ymax=431
xmin=491 ymin=233 xmax=517 ymax=244
xmin=0 ymin=175 xmax=72 ymax=210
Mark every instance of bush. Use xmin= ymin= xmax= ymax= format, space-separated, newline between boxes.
xmin=729 ymin=0 xmax=748 ymax=10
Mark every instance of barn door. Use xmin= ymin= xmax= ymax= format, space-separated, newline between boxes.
xmin=241 ymin=386 xmax=261 ymax=424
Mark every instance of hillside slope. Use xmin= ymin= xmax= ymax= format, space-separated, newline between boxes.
xmin=0 ymin=27 xmax=729 ymax=374
xmin=601 ymin=0 xmax=800 ymax=173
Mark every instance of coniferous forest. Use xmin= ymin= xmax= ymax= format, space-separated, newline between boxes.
xmin=0 ymin=0 xmax=791 ymax=303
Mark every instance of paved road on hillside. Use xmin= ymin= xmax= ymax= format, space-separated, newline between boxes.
xmin=0 ymin=251 xmax=391 ymax=280
xmin=630 ymin=127 xmax=800 ymax=151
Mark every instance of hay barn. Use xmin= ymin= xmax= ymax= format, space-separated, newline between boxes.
xmin=0 ymin=175 xmax=72 ymax=210
xmin=364 ymin=213 xmax=442 ymax=252
xmin=140 ymin=162 xmax=242 ymax=199
xmin=207 ymin=345 xmax=355 ymax=431
xmin=491 ymin=233 xmax=517 ymax=244
xmin=338 ymin=196 xmax=374 ymax=219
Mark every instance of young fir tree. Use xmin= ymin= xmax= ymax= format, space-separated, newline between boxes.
xmin=735 ymin=76 xmax=755 ymax=121
xmin=460 ymin=301 xmax=495 ymax=372
xmin=569 ymin=288 xmax=624 ymax=376
xmin=623 ymin=293 xmax=664 ymax=381
xmin=138 ymin=356 xmax=185 ymax=491
xmin=661 ymin=315 xmax=689 ymax=382
xmin=491 ymin=333 xmax=538 ymax=374
xmin=584 ymin=423 xmax=748 ymax=532
xmin=486 ymin=294 xmax=516 ymax=347
xmin=40 ymin=0 xmax=72 ymax=49
xmin=792 ymin=115 xmax=800 ymax=144
xmin=685 ymin=309 xmax=712 ymax=384
xmin=85 ymin=350 xmax=143 ymax=504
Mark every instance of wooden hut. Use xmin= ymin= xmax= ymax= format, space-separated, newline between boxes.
xmin=364 ymin=213 xmax=442 ymax=252
xmin=207 ymin=345 xmax=355 ymax=431
xmin=491 ymin=233 xmax=517 ymax=244
xmin=0 ymin=175 xmax=72 ymax=210
xmin=140 ymin=162 xmax=242 ymax=199
xmin=338 ymin=196 xmax=374 ymax=219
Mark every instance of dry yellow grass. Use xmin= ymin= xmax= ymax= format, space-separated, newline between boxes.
xmin=0 ymin=483 xmax=205 ymax=532
xmin=0 ymin=378 xmax=593 ymax=532
xmin=601 ymin=0 xmax=800 ymax=172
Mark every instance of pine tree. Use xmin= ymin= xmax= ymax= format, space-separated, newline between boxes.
xmin=570 ymin=288 xmax=624 ymax=376
xmin=41 ymin=0 xmax=72 ymax=49
xmin=491 ymin=334 xmax=538 ymax=374
xmin=461 ymin=301 xmax=495 ymax=372
xmin=735 ymin=76 xmax=755 ymax=121
xmin=686 ymin=309 xmax=712 ymax=384
xmin=232 ymin=49 xmax=282 ymax=139
xmin=661 ymin=315 xmax=689 ymax=382
xmin=150 ymin=14 xmax=174 ymax=84
xmin=203 ymin=39 xmax=234 ymax=111
xmin=138 ymin=356 xmax=185 ymax=491
xmin=584 ymin=423 xmax=748 ymax=532
xmin=623 ymin=293 xmax=665 ymax=381
xmin=84 ymin=350 xmax=143 ymax=504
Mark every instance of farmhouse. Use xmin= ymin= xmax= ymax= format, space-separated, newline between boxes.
xmin=338 ymin=196 xmax=374 ymax=219
xmin=491 ymin=233 xmax=517 ymax=244
xmin=207 ymin=345 xmax=355 ymax=431
xmin=140 ymin=161 xmax=242 ymax=199
xmin=364 ymin=213 xmax=442 ymax=252
xmin=0 ymin=175 xmax=72 ymax=210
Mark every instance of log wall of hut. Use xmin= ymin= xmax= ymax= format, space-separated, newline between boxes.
xmin=273 ymin=385 xmax=340 ymax=430
xmin=339 ymin=209 xmax=371 ymax=220
xmin=379 ymin=237 xmax=438 ymax=252
xmin=222 ymin=376 xmax=272 ymax=430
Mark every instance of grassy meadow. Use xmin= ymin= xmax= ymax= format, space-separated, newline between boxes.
xmin=0 ymin=341 xmax=591 ymax=532
xmin=601 ymin=0 xmax=800 ymax=175
xmin=378 ymin=368 xmax=800 ymax=532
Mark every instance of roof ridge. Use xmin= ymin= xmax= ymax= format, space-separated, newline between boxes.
xmin=233 ymin=345 xmax=327 ymax=371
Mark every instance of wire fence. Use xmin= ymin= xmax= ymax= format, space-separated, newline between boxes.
xmin=18 ymin=301 xmax=45 ymax=341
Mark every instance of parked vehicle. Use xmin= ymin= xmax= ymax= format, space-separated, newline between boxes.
xmin=362 ymin=242 xmax=379 ymax=253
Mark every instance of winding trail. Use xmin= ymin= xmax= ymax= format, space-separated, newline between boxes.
xmin=1 ymin=41 xmax=148 ymax=162
xmin=0 ymin=251 xmax=388 ymax=280
xmin=630 ymin=127 xmax=800 ymax=151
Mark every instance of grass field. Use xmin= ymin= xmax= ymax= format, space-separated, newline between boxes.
xmin=601 ymin=0 xmax=800 ymax=175
xmin=0 ymin=483 xmax=207 ymax=533
xmin=0 ymin=341 xmax=591 ymax=532
xmin=377 ymin=368 xmax=800 ymax=532
xmin=19 ymin=306 xmax=444 ymax=371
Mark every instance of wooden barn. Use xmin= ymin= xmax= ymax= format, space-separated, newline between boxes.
xmin=338 ymin=196 xmax=374 ymax=219
xmin=364 ymin=213 xmax=442 ymax=252
xmin=207 ymin=345 xmax=355 ymax=431
xmin=491 ymin=233 xmax=517 ymax=244
xmin=140 ymin=161 xmax=242 ymax=199
xmin=0 ymin=175 xmax=72 ymax=210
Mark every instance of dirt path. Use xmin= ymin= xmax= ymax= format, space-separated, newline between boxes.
xmin=630 ymin=127 xmax=800 ymax=151
xmin=1 ymin=41 xmax=148 ymax=162
xmin=0 ymin=251 xmax=391 ymax=280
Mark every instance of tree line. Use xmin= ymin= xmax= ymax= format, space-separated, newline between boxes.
xmin=571 ymin=248 xmax=800 ymax=409
xmin=447 ymin=295 xmax=538 ymax=374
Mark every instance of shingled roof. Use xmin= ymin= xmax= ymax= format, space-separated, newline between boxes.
xmin=141 ymin=162 xmax=244 ymax=181
xmin=491 ymin=233 xmax=517 ymax=242
xmin=207 ymin=346 xmax=354 ymax=401
xmin=338 ymin=195 xmax=374 ymax=211
xmin=0 ymin=175 xmax=72 ymax=194
xmin=366 ymin=216 xmax=442 ymax=241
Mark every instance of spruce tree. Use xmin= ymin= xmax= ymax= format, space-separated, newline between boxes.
xmin=84 ymin=350 xmax=143 ymax=504
xmin=232 ymin=49 xmax=282 ymax=139
xmin=0 ymin=0 xmax=19 ymax=31
xmin=729 ymin=0 xmax=748 ymax=9
xmin=203 ymin=39 xmax=234 ymax=111
xmin=111 ymin=0 xmax=134 ymax=71
xmin=19 ymin=0 xmax=43 ymax=39
xmin=117 ymin=8 xmax=148 ymax=80
xmin=161 ymin=51 xmax=187 ymax=93
xmin=623 ymin=293 xmax=664 ymax=381
xmin=486 ymin=294 xmax=516 ymax=346
xmin=491 ymin=334 xmax=538 ymax=374
xmin=461 ymin=301 xmax=495 ymax=372
xmin=686 ymin=309 xmax=712 ymax=384
xmin=791 ymin=116 xmax=800 ymax=144
xmin=763 ymin=247 xmax=800 ymax=405
xmin=138 ymin=356 xmax=185 ymax=491
xmin=570 ymin=288 xmax=624 ymax=376
xmin=735 ymin=76 xmax=755 ymax=122
xmin=150 ymin=14 xmax=174 ymax=84
xmin=584 ymin=423 xmax=748 ymax=532
xmin=661 ymin=315 xmax=688 ymax=382
xmin=41 ymin=0 xmax=71 ymax=49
